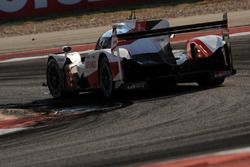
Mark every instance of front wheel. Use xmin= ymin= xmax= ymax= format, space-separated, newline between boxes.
xmin=198 ymin=77 xmax=225 ymax=88
xmin=99 ymin=57 xmax=114 ymax=98
xmin=47 ymin=59 xmax=65 ymax=98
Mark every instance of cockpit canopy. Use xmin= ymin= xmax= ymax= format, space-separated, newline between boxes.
xmin=96 ymin=19 xmax=170 ymax=50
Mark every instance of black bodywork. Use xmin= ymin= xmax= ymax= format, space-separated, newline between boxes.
xmin=121 ymin=45 xmax=235 ymax=85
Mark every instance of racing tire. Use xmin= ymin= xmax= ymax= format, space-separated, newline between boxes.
xmin=47 ymin=59 xmax=65 ymax=98
xmin=198 ymin=77 xmax=225 ymax=88
xmin=214 ymin=48 xmax=226 ymax=70
xmin=98 ymin=57 xmax=114 ymax=98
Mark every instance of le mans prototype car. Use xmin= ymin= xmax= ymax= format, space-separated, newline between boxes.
xmin=46 ymin=13 xmax=236 ymax=98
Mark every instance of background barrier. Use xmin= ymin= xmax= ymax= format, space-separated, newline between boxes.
xmin=0 ymin=0 xmax=147 ymax=20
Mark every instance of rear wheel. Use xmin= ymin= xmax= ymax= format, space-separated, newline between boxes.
xmin=198 ymin=48 xmax=226 ymax=87
xmin=99 ymin=57 xmax=114 ymax=98
xmin=214 ymin=48 xmax=226 ymax=70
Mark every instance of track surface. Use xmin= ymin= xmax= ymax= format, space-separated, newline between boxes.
xmin=0 ymin=35 xmax=250 ymax=167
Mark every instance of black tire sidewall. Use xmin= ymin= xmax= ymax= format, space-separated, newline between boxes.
xmin=99 ymin=57 xmax=113 ymax=98
xmin=47 ymin=59 xmax=65 ymax=98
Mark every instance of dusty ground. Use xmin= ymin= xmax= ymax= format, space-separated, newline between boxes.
xmin=0 ymin=0 xmax=249 ymax=38
xmin=0 ymin=109 xmax=39 ymax=121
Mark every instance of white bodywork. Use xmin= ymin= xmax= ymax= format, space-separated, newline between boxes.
xmin=49 ymin=47 xmax=130 ymax=89
xmin=196 ymin=35 xmax=225 ymax=53
xmin=48 ymin=19 xmax=226 ymax=90
xmin=49 ymin=19 xmax=171 ymax=89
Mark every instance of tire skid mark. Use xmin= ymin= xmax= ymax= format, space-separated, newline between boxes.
xmin=0 ymin=101 xmax=127 ymax=136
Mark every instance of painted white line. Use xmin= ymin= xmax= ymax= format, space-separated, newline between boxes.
xmin=231 ymin=31 xmax=250 ymax=37
xmin=216 ymin=147 xmax=250 ymax=155
xmin=0 ymin=55 xmax=48 ymax=64
xmin=0 ymin=127 xmax=30 ymax=136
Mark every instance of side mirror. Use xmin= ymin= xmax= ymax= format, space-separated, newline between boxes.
xmin=170 ymin=34 xmax=175 ymax=39
xmin=62 ymin=46 xmax=72 ymax=53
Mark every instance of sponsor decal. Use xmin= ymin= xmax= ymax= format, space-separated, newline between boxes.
xmin=0 ymin=0 xmax=144 ymax=19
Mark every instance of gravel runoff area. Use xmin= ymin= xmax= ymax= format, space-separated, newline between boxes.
xmin=0 ymin=0 xmax=250 ymax=38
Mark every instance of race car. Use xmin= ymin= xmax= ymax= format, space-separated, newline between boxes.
xmin=46 ymin=13 xmax=236 ymax=98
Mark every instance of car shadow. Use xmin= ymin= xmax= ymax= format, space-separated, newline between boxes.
xmin=0 ymin=84 xmax=221 ymax=131
xmin=0 ymin=83 xmax=213 ymax=113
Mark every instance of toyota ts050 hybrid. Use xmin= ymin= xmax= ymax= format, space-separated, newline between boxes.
xmin=46 ymin=13 xmax=236 ymax=98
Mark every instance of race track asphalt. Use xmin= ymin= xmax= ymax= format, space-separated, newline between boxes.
xmin=0 ymin=35 xmax=250 ymax=167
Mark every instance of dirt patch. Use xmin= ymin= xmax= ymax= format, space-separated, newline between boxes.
xmin=0 ymin=109 xmax=39 ymax=121
xmin=0 ymin=108 xmax=57 ymax=129
xmin=0 ymin=0 xmax=249 ymax=38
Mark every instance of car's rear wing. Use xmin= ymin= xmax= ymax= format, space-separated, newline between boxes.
xmin=111 ymin=13 xmax=233 ymax=82
xmin=116 ymin=20 xmax=227 ymax=40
